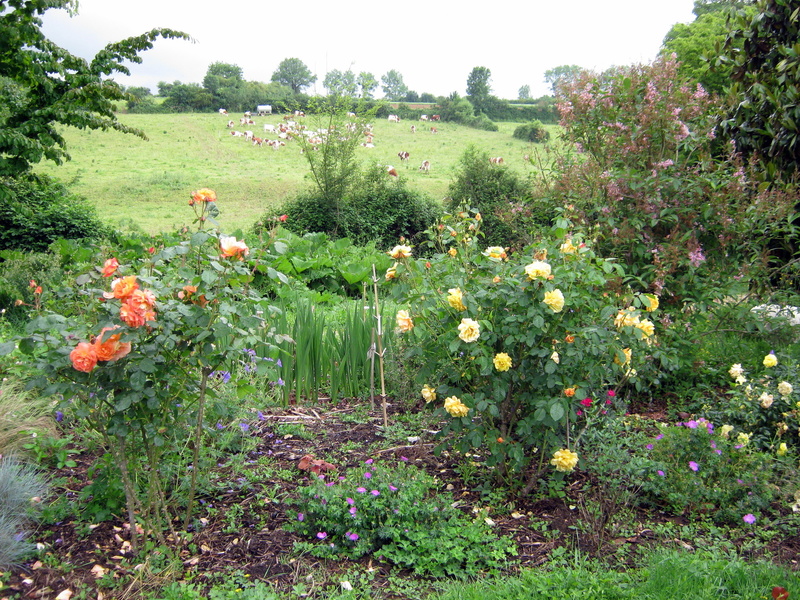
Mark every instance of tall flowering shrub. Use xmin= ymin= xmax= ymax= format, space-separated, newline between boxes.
xmin=12 ymin=189 xmax=281 ymax=548
xmin=553 ymin=54 xmax=790 ymax=303
xmin=385 ymin=211 xmax=660 ymax=489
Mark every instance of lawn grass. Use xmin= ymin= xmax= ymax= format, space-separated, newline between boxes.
xmin=34 ymin=113 xmax=553 ymax=235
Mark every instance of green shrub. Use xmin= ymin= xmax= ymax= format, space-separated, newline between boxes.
xmin=513 ymin=119 xmax=550 ymax=143
xmin=0 ymin=175 xmax=109 ymax=252
xmin=446 ymin=146 xmax=537 ymax=247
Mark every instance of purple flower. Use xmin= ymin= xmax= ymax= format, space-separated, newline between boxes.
xmin=646 ymin=444 xmax=654 ymax=450
xmin=686 ymin=420 xmax=698 ymax=429
xmin=371 ymin=490 xmax=380 ymax=496
xmin=657 ymin=470 xmax=665 ymax=477
xmin=389 ymin=485 xmax=398 ymax=491
xmin=212 ymin=370 xmax=231 ymax=383
xmin=689 ymin=461 xmax=699 ymax=472
xmin=55 ymin=410 xmax=64 ymax=422
xmin=326 ymin=482 xmax=335 ymax=487
xmin=276 ymin=359 xmax=283 ymax=368
xmin=364 ymin=472 xmax=372 ymax=479
xmin=346 ymin=498 xmax=355 ymax=505
xmin=349 ymin=506 xmax=357 ymax=515
xmin=239 ymin=422 xmax=249 ymax=432
xmin=316 ymin=532 xmax=327 ymax=540
xmin=356 ymin=487 xmax=367 ymax=493
xmin=365 ymin=459 xmax=373 ymax=464
xmin=655 ymin=434 xmax=664 ymax=440
xmin=257 ymin=411 xmax=266 ymax=421
xmin=400 ymin=456 xmax=408 ymax=461
xmin=743 ymin=513 xmax=756 ymax=524
xmin=216 ymin=422 xmax=224 ymax=430
xmin=297 ymin=513 xmax=304 ymax=522
xmin=347 ymin=532 xmax=359 ymax=541
xmin=277 ymin=378 xmax=285 ymax=386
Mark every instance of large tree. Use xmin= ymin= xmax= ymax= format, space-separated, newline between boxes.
xmin=323 ymin=69 xmax=357 ymax=97
xmin=357 ymin=71 xmax=378 ymax=99
xmin=381 ymin=69 xmax=408 ymax=101
xmin=0 ymin=0 xmax=189 ymax=177
xmin=466 ymin=66 xmax=491 ymax=113
xmin=544 ymin=65 xmax=584 ymax=95
xmin=718 ymin=0 xmax=800 ymax=179
xmin=271 ymin=57 xmax=316 ymax=94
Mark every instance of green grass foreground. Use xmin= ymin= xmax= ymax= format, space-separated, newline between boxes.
xmin=34 ymin=113 xmax=548 ymax=235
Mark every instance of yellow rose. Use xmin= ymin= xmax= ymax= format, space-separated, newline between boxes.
xmin=614 ymin=307 xmax=640 ymax=328
xmin=448 ymin=248 xmax=457 ymax=257
xmin=643 ymin=294 xmax=659 ymax=312
xmin=551 ymin=351 xmax=560 ymax=364
xmin=778 ymin=381 xmax=793 ymax=397
xmin=444 ymin=396 xmax=470 ymax=418
xmin=385 ymin=264 xmax=397 ymax=280
xmin=524 ymin=260 xmax=551 ymax=280
xmin=493 ymin=352 xmax=513 ymax=372
xmin=636 ymin=319 xmax=655 ymax=338
xmin=396 ymin=309 xmax=414 ymax=332
xmin=543 ymin=289 xmax=565 ymax=313
xmin=447 ymin=288 xmax=467 ymax=311
xmin=483 ymin=246 xmax=507 ymax=261
xmin=457 ymin=318 xmax=480 ymax=343
xmin=388 ymin=245 xmax=412 ymax=259
xmin=614 ymin=348 xmax=632 ymax=366
xmin=550 ymin=448 xmax=579 ymax=472
xmin=559 ymin=240 xmax=577 ymax=254
xmin=736 ymin=432 xmax=751 ymax=446
xmin=421 ymin=384 xmax=437 ymax=403
xmin=759 ymin=392 xmax=774 ymax=409
xmin=220 ymin=236 xmax=249 ymax=260
xmin=763 ymin=353 xmax=778 ymax=368
xmin=492 ymin=276 xmax=501 ymax=284
xmin=777 ymin=442 xmax=788 ymax=457
xmin=719 ymin=424 xmax=734 ymax=438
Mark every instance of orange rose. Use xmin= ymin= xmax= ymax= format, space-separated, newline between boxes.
xmin=103 ymin=276 xmax=139 ymax=301
xmin=70 ymin=342 xmax=98 ymax=373
xmin=119 ymin=297 xmax=153 ymax=328
xmin=101 ymin=258 xmax=119 ymax=278
xmin=219 ymin=236 xmax=249 ymax=260
xmin=565 ymin=334 xmax=575 ymax=343
xmin=93 ymin=327 xmax=131 ymax=362
xmin=190 ymin=188 xmax=217 ymax=205
xmin=564 ymin=387 xmax=576 ymax=397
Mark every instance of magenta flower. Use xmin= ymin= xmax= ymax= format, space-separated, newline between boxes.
xmin=356 ymin=487 xmax=367 ymax=493
xmin=346 ymin=497 xmax=355 ymax=505
xmin=371 ymin=490 xmax=380 ymax=496
xmin=349 ymin=506 xmax=357 ymax=515
xmin=364 ymin=472 xmax=372 ymax=479
xmin=365 ymin=459 xmax=374 ymax=464
xmin=346 ymin=532 xmax=359 ymax=541
xmin=607 ymin=390 xmax=616 ymax=397
xmin=657 ymin=470 xmax=665 ymax=477
xmin=316 ymin=531 xmax=327 ymax=539
xmin=297 ymin=513 xmax=304 ymax=522
xmin=646 ymin=444 xmax=654 ymax=450
xmin=689 ymin=461 xmax=699 ymax=472
xmin=400 ymin=456 xmax=408 ymax=461
xmin=389 ymin=485 xmax=398 ymax=491
xmin=743 ymin=514 xmax=756 ymax=524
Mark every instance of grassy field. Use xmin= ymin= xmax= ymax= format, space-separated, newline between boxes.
xmin=34 ymin=112 xmax=552 ymax=235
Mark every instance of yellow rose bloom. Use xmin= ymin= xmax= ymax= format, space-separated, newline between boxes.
xmin=444 ymin=396 xmax=470 ymax=418
xmin=778 ymin=381 xmax=793 ymax=397
xmin=543 ymin=289 xmax=565 ymax=313
xmin=457 ymin=318 xmax=481 ymax=343
xmin=636 ymin=319 xmax=655 ymax=338
xmin=759 ymin=393 xmax=774 ymax=409
xmin=396 ymin=309 xmax=414 ymax=332
xmin=614 ymin=307 xmax=640 ymax=328
xmin=492 ymin=276 xmax=501 ymax=284
xmin=388 ymin=245 xmax=412 ymax=259
xmin=524 ymin=260 xmax=551 ymax=280
xmin=493 ymin=352 xmax=513 ymax=372
xmin=643 ymin=294 xmax=659 ymax=312
xmin=551 ymin=351 xmax=560 ymax=364
xmin=448 ymin=248 xmax=457 ymax=257
xmin=763 ymin=353 xmax=778 ymax=368
xmin=421 ymin=384 xmax=437 ymax=403
xmin=614 ymin=348 xmax=632 ymax=366
xmin=385 ymin=264 xmax=397 ymax=280
xmin=550 ymin=448 xmax=579 ymax=472
xmin=736 ymin=432 xmax=751 ymax=446
xmin=447 ymin=288 xmax=467 ymax=311
xmin=719 ymin=424 xmax=734 ymax=438
xmin=483 ymin=246 xmax=507 ymax=261
xmin=559 ymin=240 xmax=577 ymax=254
xmin=777 ymin=442 xmax=788 ymax=457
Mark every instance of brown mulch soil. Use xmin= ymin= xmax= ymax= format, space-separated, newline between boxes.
xmin=4 ymin=399 xmax=799 ymax=599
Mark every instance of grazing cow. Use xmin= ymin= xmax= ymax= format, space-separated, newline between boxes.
xmin=244 ymin=130 xmax=254 ymax=141
xmin=227 ymin=120 xmax=235 ymax=128
xmin=230 ymin=130 xmax=244 ymax=137
xmin=294 ymin=110 xmax=305 ymax=117
xmin=410 ymin=125 xmax=416 ymax=133
xmin=489 ymin=157 xmax=504 ymax=165
xmin=263 ymin=124 xmax=276 ymax=133
xmin=430 ymin=115 xmax=441 ymax=121
xmin=430 ymin=127 xmax=437 ymax=134
xmin=244 ymin=111 xmax=252 ymax=118
xmin=419 ymin=115 xmax=429 ymax=121
xmin=386 ymin=165 xmax=398 ymax=177
xmin=387 ymin=114 xmax=400 ymax=123
xmin=398 ymin=151 xmax=410 ymax=164
xmin=419 ymin=160 xmax=431 ymax=173
xmin=218 ymin=108 xmax=228 ymax=115
xmin=360 ymin=142 xmax=375 ymax=148
xmin=252 ymin=137 xmax=264 ymax=146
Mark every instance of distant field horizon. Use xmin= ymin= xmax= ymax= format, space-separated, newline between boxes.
xmin=34 ymin=113 xmax=553 ymax=236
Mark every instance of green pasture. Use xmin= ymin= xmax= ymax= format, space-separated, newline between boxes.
xmin=34 ymin=113 xmax=551 ymax=235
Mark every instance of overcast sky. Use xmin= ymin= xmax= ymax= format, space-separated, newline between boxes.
xmin=41 ymin=0 xmax=697 ymax=100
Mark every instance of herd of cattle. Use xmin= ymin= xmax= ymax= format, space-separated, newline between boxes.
xmin=220 ymin=109 xmax=504 ymax=174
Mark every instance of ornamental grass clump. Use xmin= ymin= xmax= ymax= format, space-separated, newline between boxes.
xmin=384 ymin=209 xmax=662 ymax=491
xmin=288 ymin=458 xmax=516 ymax=577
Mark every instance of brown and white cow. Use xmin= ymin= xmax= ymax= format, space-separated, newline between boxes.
xmin=398 ymin=151 xmax=410 ymax=164
xmin=419 ymin=160 xmax=431 ymax=173
xmin=489 ymin=157 xmax=504 ymax=165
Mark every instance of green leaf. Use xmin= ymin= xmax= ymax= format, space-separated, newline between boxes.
xmin=0 ymin=341 xmax=16 ymax=356
xmin=236 ymin=382 xmax=258 ymax=399
xmin=549 ymin=402 xmax=565 ymax=422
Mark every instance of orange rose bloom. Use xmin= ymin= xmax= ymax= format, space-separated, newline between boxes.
xmin=119 ymin=291 xmax=155 ymax=328
xmin=101 ymin=258 xmax=119 ymax=278
xmin=103 ymin=276 xmax=139 ymax=301
xmin=93 ymin=327 xmax=131 ymax=362
xmin=219 ymin=236 xmax=249 ymax=259
xmin=564 ymin=387 xmax=576 ymax=397
xmin=190 ymin=188 xmax=217 ymax=205
xmin=70 ymin=342 xmax=98 ymax=373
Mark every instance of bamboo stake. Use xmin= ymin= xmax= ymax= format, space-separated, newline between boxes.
xmin=371 ymin=265 xmax=388 ymax=427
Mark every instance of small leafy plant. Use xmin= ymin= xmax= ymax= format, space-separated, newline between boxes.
xmin=287 ymin=457 xmax=516 ymax=577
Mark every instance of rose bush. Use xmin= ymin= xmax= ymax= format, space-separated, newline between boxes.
xmin=385 ymin=210 xmax=662 ymax=489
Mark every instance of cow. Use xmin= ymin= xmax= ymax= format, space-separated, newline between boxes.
xmin=419 ymin=160 xmax=431 ymax=173
xmin=388 ymin=114 xmax=400 ymax=123
xmin=489 ymin=157 xmax=504 ymax=165
xmin=252 ymin=136 xmax=264 ymax=146
xmin=230 ymin=130 xmax=244 ymax=137
xmin=419 ymin=115 xmax=429 ymax=121
xmin=263 ymin=124 xmax=276 ymax=133
xmin=386 ymin=165 xmax=398 ymax=177
xmin=244 ymin=130 xmax=254 ymax=141
xmin=218 ymin=108 xmax=228 ymax=115
xmin=430 ymin=127 xmax=438 ymax=134
xmin=294 ymin=110 xmax=305 ymax=117
xmin=430 ymin=115 xmax=441 ymax=121
xmin=398 ymin=151 xmax=410 ymax=164
xmin=410 ymin=125 xmax=416 ymax=133
xmin=227 ymin=120 xmax=235 ymax=128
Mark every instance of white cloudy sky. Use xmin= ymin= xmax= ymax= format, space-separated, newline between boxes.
xmin=41 ymin=0 xmax=696 ymax=100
